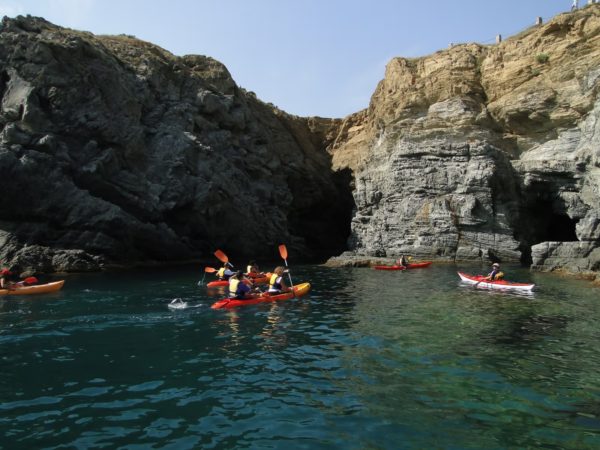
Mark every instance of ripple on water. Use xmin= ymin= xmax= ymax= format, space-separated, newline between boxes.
xmin=1 ymin=265 xmax=600 ymax=449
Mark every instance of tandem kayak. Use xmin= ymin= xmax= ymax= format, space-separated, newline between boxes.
xmin=0 ymin=280 xmax=65 ymax=296
xmin=373 ymin=262 xmax=432 ymax=270
xmin=457 ymin=272 xmax=535 ymax=292
xmin=211 ymin=282 xmax=311 ymax=309
xmin=206 ymin=273 xmax=270 ymax=288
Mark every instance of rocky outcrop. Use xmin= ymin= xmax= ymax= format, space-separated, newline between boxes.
xmin=0 ymin=16 xmax=353 ymax=273
xmin=328 ymin=6 xmax=600 ymax=280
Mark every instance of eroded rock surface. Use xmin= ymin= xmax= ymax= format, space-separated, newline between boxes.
xmin=328 ymin=6 xmax=600 ymax=280
xmin=0 ymin=16 xmax=353 ymax=273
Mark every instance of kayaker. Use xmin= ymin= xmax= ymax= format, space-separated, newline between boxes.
xmin=485 ymin=263 xmax=504 ymax=281
xmin=246 ymin=260 xmax=262 ymax=275
xmin=396 ymin=255 xmax=409 ymax=266
xmin=228 ymin=271 xmax=254 ymax=300
xmin=216 ymin=262 xmax=234 ymax=281
xmin=267 ymin=266 xmax=289 ymax=294
xmin=0 ymin=268 xmax=16 ymax=290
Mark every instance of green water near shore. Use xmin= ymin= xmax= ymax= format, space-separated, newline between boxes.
xmin=1 ymin=263 xmax=599 ymax=449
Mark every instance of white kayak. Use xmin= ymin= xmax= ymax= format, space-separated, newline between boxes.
xmin=458 ymin=272 xmax=535 ymax=292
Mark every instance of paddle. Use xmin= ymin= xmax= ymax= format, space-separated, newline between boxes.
xmin=474 ymin=275 xmax=489 ymax=288
xmin=278 ymin=244 xmax=295 ymax=297
xmin=214 ymin=249 xmax=233 ymax=268
xmin=198 ymin=267 xmax=218 ymax=286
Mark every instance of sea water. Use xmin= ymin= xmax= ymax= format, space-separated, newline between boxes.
xmin=1 ymin=263 xmax=599 ymax=449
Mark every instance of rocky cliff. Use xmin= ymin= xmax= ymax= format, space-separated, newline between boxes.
xmin=328 ymin=6 xmax=600 ymax=280
xmin=0 ymin=16 xmax=353 ymax=272
xmin=2 ymin=8 xmax=599 ymax=281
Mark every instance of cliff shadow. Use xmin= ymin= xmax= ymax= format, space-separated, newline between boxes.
xmin=289 ymin=167 xmax=355 ymax=260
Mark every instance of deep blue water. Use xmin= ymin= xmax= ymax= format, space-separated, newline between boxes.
xmin=1 ymin=263 xmax=600 ymax=449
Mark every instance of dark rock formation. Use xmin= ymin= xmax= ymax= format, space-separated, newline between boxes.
xmin=0 ymin=16 xmax=353 ymax=273
xmin=327 ymin=6 xmax=600 ymax=281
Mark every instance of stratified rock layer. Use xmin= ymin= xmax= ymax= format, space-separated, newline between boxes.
xmin=0 ymin=16 xmax=353 ymax=272
xmin=329 ymin=6 xmax=600 ymax=279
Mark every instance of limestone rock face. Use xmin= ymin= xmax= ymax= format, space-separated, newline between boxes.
xmin=329 ymin=6 xmax=600 ymax=279
xmin=0 ymin=16 xmax=352 ymax=272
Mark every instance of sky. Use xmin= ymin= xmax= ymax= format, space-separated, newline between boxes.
xmin=0 ymin=1 xmax=574 ymax=118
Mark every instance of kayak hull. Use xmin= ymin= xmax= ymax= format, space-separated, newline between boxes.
xmin=211 ymin=282 xmax=311 ymax=309
xmin=373 ymin=265 xmax=406 ymax=271
xmin=207 ymin=274 xmax=270 ymax=288
xmin=457 ymin=272 xmax=535 ymax=291
xmin=373 ymin=262 xmax=432 ymax=270
xmin=0 ymin=280 xmax=65 ymax=296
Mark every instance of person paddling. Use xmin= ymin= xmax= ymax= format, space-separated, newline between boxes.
xmin=216 ymin=262 xmax=234 ymax=281
xmin=228 ymin=271 xmax=254 ymax=300
xmin=396 ymin=255 xmax=409 ymax=267
xmin=485 ymin=263 xmax=504 ymax=281
xmin=246 ymin=260 xmax=262 ymax=276
xmin=0 ymin=268 xmax=15 ymax=290
xmin=267 ymin=266 xmax=289 ymax=294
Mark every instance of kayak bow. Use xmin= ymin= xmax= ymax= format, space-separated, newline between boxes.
xmin=0 ymin=280 xmax=65 ymax=296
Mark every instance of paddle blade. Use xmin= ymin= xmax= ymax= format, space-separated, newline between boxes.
xmin=278 ymin=244 xmax=288 ymax=260
xmin=214 ymin=249 xmax=229 ymax=264
xmin=204 ymin=267 xmax=217 ymax=273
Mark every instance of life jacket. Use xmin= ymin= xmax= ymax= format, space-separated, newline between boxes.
xmin=229 ymin=278 xmax=241 ymax=296
xmin=492 ymin=271 xmax=505 ymax=281
xmin=217 ymin=267 xmax=231 ymax=280
xmin=268 ymin=274 xmax=282 ymax=292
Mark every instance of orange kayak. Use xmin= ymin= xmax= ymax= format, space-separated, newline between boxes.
xmin=0 ymin=280 xmax=65 ymax=296
xmin=211 ymin=282 xmax=311 ymax=309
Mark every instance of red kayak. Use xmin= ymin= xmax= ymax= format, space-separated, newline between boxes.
xmin=405 ymin=262 xmax=432 ymax=269
xmin=206 ymin=273 xmax=270 ymax=288
xmin=458 ymin=272 xmax=535 ymax=291
xmin=211 ymin=282 xmax=311 ymax=309
xmin=373 ymin=265 xmax=406 ymax=271
xmin=373 ymin=262 xmax=432 ymax=270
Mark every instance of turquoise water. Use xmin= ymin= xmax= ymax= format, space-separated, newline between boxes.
xmin=1 ymin=263 xmax=600 ymax=449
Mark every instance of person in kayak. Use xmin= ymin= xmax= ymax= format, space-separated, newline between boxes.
xmin=396 ymin=255 xmax=409 ymax=266
xmin=0 ymin=268 xmax=16 ymax=290
xmin=216 ymin=262 xmax=234 ymax=281
xmin=267 ymin=266 xmax=289 ymax=294
xmin=485 ymin=263 xmax=504 ymax=281
xmin=228 ymin=271 xmax=254 ymax=300
xmin=246 ymin=260 xmax=262 ymax=275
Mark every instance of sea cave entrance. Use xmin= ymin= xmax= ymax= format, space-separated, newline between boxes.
xmin=517 ymin=196 xmax=579 ymax=264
